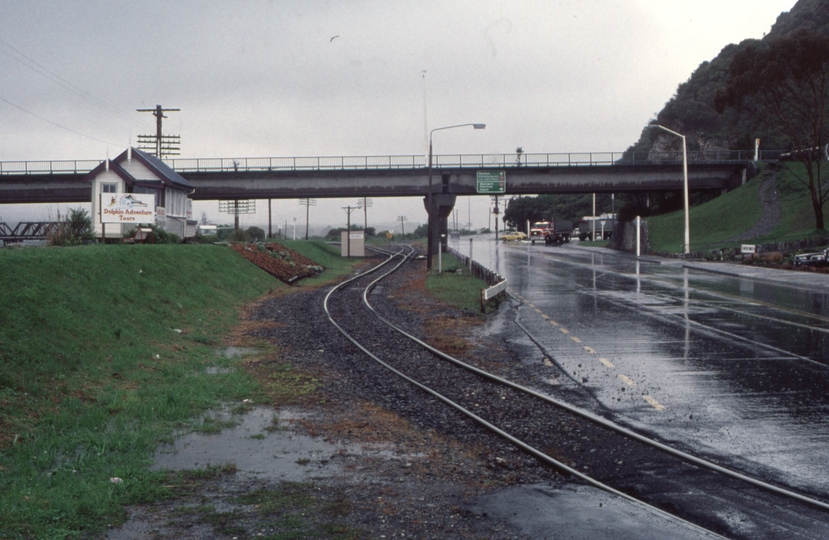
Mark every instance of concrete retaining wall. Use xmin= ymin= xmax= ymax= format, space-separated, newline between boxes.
xmin=608 ymin=220 xmax=649 ymax=254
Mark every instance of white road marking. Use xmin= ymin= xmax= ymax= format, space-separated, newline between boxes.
xmin=643 ymin=395 xmax=666 ymax=411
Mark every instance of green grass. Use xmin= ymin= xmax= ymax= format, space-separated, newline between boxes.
xmin=0 ymin=243 xmax=362 ymax=539
xmin=648 ymin=168 xmax=766 ymax=252
xmin=648 ymin=163 xmax=827 ymax=253
xmin=275 ymin=240 xmax=361 ymax=286
xmin=425 ymin=253 xmax=493 ymax=312
xmin=754 ymin=163 xmax=827 ymax=244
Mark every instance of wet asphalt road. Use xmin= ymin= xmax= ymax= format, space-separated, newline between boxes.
xmin=461 ymin=236 xmax=829 ymax=502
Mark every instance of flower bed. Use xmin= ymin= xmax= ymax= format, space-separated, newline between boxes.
xmin=230 ymin=242 xmax=322 ymax=283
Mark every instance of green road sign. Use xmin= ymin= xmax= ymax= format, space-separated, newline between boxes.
xmin=476 ymin=170 xmax=506 ymax=194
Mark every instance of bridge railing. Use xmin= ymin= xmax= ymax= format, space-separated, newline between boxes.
xmin=0 ymin=160 xmax=102 ymax=175
xmin=0 ymin=150 xmax=785 ymax=176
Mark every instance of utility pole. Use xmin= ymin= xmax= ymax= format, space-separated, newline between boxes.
xmin=299 ymin=198 xmax=317 ymax=240
xmin=343 ymin=206 xmax=357 ymax=257
xmin=357 ymin=197 xmax=372 ymax=233
xmin=137 ymin=104 xmax=181 ymax=157
xmin=398 ymin=215 xmax=407 ymax=239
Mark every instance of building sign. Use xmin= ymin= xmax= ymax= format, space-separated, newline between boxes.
xmin=741 ymin=244 xmax=756 ymax=254
xmin=219 ymin=200 xmax=256 ymax=214
xmin=476 ymin=170 xmax=506 ymax=194
xmin=101 ymin=193 xmax=156 ymax=224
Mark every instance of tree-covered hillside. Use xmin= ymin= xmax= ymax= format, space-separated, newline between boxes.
xmin=505 ymin=0 xmax=829 ymax=234
xmin=625 ymin=0 xmax=829 ymax=158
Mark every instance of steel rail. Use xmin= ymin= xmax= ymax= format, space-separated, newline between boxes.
xmin=323 ymin=248 xmax=728 ymax=539
xmin=496 ymin=264 xmax=829 ymax=511
xmin=355 ymin=250 xmax=829 ymax=514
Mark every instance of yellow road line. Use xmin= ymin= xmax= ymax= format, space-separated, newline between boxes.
xmin=643 ymin=395 xmax=666 ymax=411
xmin=617 ymin=374 xmax=635 ymax=386
xmin=549 ymin=320 xmax=559 ymax=327
xmin=584 ymin=346 xmax=595 ymax=354
xmin=535 ymin=308 xmax=543 ymax=314
xmin=559 ymin=328 xmax=570 ymax=334
xmin=570 ymin=336 xmax=582 ymax=343
xmin=600 ymin=358 xmax=614 ymax=368
xmin=541 ymin=314 xmax=549 ymax=319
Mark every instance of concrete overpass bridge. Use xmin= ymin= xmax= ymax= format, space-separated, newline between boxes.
xmin=1 ymin=149 xmax=767 ymax=258
xmin=0 ymin=149 xmax=764 ymax=204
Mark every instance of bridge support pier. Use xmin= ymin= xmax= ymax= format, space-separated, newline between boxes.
xmin=424 ymin=194 xmax=456 ymax=269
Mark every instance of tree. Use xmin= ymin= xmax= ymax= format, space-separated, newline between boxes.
xmin=246 ymin=226 xmax=266 ymax=241
xmin=714 ymin=30 xmax=829 ymax=230
xmin=49 ymin=208 xmax=94 ymax=246
xmin=503 ymin=196 xmax=549 ymax=231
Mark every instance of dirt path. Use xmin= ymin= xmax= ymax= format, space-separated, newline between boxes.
xmin=723 ymin=172 xmax=781 ymax=244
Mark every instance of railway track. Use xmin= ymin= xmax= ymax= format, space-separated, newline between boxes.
xmin=323 ymin=246 xmax=829 ymax=539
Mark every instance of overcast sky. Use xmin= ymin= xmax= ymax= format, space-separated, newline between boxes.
xmin=0 ymin=0 xmax=796 ymax=232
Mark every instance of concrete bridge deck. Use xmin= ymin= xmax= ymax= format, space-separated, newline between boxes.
xmin=0 ymin=150 xmax=769 ymax=204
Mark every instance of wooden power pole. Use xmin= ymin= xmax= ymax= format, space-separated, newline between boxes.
xmin=137 ymin=104 xmax=181 ymax=157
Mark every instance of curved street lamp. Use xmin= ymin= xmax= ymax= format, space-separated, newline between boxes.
xmin=427 ymin=123 xmax=486 ymax=270
xmin=650 ymin=124 xmax=690 ymax=256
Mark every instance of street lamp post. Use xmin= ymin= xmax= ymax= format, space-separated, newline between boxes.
xmin=652 ymin=124 xmax=690 ymax=256
xmin=427 ymin=122 xmax=486 ymax=270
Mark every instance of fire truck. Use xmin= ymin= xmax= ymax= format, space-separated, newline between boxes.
xmin=529 ymin=221 xmax=572 ymax=245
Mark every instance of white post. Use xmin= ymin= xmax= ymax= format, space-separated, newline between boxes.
xmin=592 ymin=193 xmax=596 ymax=241
xmin=439 ymin=234 xmax=444 ymax=273
xmin=653 ymin=125 xmax=690 ymax=256
xmin=682 ymin=135 xmax=689 ymax=255
xmin=469 ymin=238 xmax=473 ymax=271
xmin=635 ymin=216 xmax=641 ymax=257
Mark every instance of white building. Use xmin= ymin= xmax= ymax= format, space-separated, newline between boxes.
xmin=84 ymin=147 xmax=196 ymax=240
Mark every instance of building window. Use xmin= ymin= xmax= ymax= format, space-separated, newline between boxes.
xmin=101 ymin=183 xmax=117 ymax=193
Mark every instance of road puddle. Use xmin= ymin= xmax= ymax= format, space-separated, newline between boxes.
xmin=152 ymin=406 xmax=362 ymax=481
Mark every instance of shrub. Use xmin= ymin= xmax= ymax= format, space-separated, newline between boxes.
xmin=247 ymin=226 xmax=266 ymax=241
xmin=762 ymin=252 xmax=784 ymax=264
xmin=48 ymin=208 xmax=94 ymax=246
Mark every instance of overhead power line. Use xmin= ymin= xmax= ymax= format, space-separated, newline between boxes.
xmin=0 ymin=38 xmax=144 ymax=129
xmin=0 ymin=94 xmax=123 ymax=147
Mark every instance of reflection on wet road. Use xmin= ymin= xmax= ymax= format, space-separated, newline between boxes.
xmin=464 ymin=237 xmax=829 ymax=497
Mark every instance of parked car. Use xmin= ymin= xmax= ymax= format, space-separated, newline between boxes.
xmin=794 ymin=247 xmax=829 ymax=267
xmin=501 ymin=231 xmax=527 ymax=241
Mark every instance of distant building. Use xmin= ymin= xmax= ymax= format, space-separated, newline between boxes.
xmin=84 ymin=147 xmax=196 ymax=240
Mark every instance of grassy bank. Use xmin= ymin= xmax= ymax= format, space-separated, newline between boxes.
xmin=426 ymin=253 xmax=493 ymax=312
xmin=648 ymin=163 xmax=826 ymax=253
xmin=0 ymin=244 xmax=289 ymax=538
xmin=274 ymin=239 xmax=361 ymax=286
xmin=0 ymin=240 xmax=487 ymax=538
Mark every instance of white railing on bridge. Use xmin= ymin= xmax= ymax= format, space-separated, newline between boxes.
xmin=0 ymin=160 xmax=103 ymax=175
xmin=0 ymin=150 xmax=777 ymax=176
